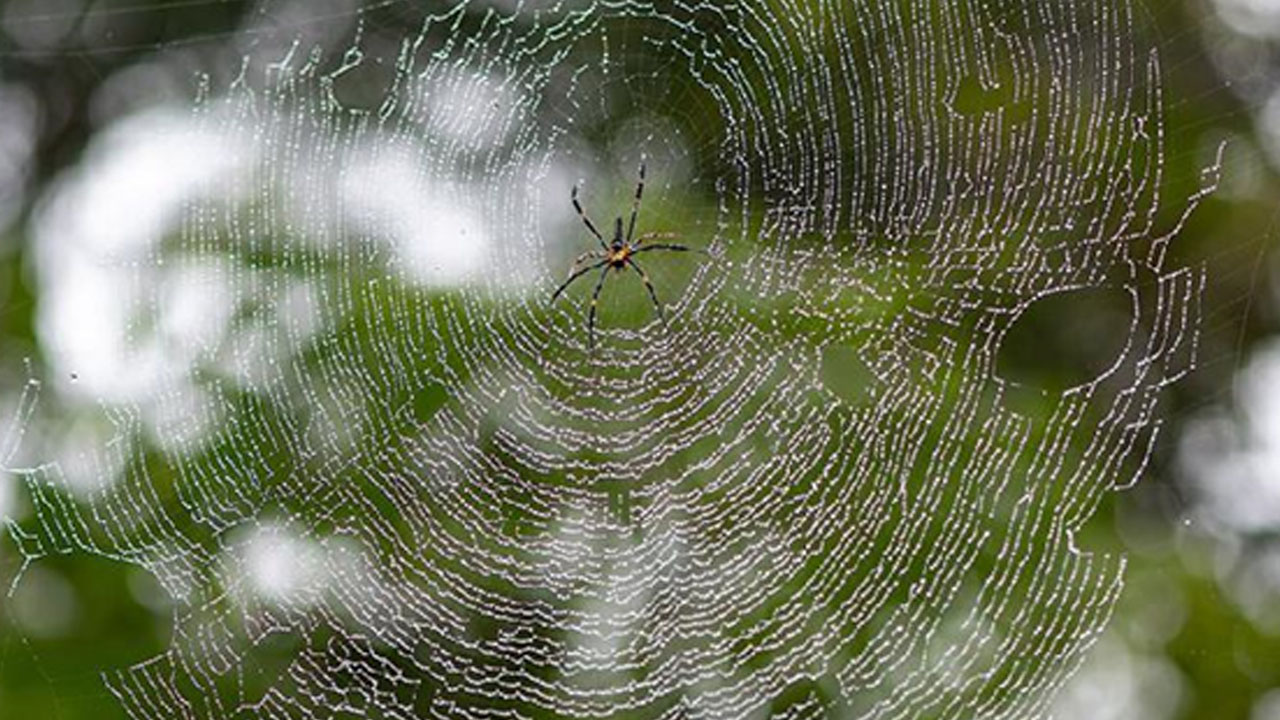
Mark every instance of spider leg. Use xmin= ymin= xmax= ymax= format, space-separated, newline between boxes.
xmin=551 ymin=259 xmax=608 ymax=302
xmin=625 ymin=162 xmax=645 ymax=244
xmin=587 ymin=265 xmax=611 ymax=349
xmin=634 ymin=231 xmax=678 ymax=245
xmin=626 ymin=258 xmax=664 ymax=323
xmin=632 ymin=243 xmax=712 ymax=257
xmin=569 ymin=249 xmax=604 ymax=269
xmin=572 ymin=185 xmax=608 ymax=251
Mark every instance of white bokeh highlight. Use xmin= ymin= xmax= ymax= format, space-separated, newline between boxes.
xmin=1180 ymin=340 xmax=1280 ymax=533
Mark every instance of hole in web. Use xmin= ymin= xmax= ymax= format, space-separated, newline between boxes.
xmin=997 ymin=284 xmax=1137 ymax=393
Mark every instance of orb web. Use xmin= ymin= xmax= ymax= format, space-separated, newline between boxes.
xmin=10 ymin=0 xmax=1214 ymax=718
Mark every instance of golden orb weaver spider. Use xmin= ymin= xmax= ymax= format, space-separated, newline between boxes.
xmin=550 ymin=163 xmax=707 ymax=348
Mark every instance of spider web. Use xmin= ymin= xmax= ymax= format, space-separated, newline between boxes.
xmin=7 ymin=0 xmax=1215 ymax=717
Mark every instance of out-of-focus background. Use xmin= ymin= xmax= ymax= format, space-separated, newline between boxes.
xmin=0 ymin=0 xmax=1279 ymax=718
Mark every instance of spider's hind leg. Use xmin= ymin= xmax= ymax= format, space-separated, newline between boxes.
xmin=551 ymin=259 xmax=607 ymax=302
xmin=627 ymin=258 xmax=665 ymax=324
xmin=587 ymin=265 xmax=611 ymax=349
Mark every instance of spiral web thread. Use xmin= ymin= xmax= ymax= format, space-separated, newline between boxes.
xmin=7 ymin=0 xmax=1216 ymax=717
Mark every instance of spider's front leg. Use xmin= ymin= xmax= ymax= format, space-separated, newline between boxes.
xmin=573 ymin=185 xmax=609 ymax=251
xmin=625 ymin=162 xmax=646 ymax=244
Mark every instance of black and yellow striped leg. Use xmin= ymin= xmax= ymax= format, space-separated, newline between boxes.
xmin=551 ymin=260 xmax=608 ymax=302
xmin=587 ymin=265 xmax=610 ymax=349
xmin=572 ymin=185 xmax=608 ymax=251
xmin=626 ymin=162 xmax=645 ymax=243
xmin=635 ymin=231 xmax=678 ymax=245
xmin=633 ymin=242 xmax=709 ymax=257
xmin=568 ymin=250 xmax=603 ymax=273
xmin=627 ymin=258 xmax=664 ymax=323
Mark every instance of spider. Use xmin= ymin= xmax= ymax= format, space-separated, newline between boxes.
xmin=551 ymin=163 xmax=705 ymax=348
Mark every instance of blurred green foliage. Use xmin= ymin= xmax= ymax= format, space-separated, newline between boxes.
xmin=0 ymin=0 xmax=1278 ymax=718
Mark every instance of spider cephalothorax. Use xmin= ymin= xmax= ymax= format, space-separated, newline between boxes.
xmin=551 ymin=163 xmax=707 ymax=347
